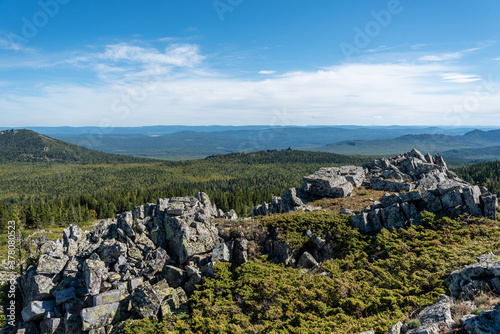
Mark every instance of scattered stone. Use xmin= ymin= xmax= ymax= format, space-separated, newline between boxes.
xmin=297 ymin=252 xmax=318 ymax=269
xmin=212 ymin=243 xmax=231 ymax=262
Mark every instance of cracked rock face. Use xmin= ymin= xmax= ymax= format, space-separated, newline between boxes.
xmin=351 ymin=149 xmax=498 ymax=233
xmin=17 ymin=192 xmax=238 ymax=333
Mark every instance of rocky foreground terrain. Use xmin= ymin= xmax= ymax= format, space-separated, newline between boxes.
xmin=11 ymin=150 xmax=500 ymax=333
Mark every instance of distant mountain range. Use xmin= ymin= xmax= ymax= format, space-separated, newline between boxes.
xmin=308 ymin=129 xmax=500 ymax=162
xmin=4 ymin=126 xmax=500 ymax=162
xmin=21 ymin=125 xmax=497 ymax=161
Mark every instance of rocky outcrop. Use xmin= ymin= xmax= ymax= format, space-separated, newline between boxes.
xmin=253 ymin=166 xmax=366 ymax=216
xmin=254 ymin=149 xmax=497 ymax=231
xmin=253 ymin=188 xmax=321 ymax=216
xmin=386 ymin=253 xmax=500 ymax=334
xmin=17 ymin=192 xmax=238 ymax=333
xmin=351 ymin=149 xmax=497 ymax=233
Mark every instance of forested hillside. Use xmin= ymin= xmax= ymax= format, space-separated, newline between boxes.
xmin=0 ymin=129 xmax=147 ymax=163
xmin=0 ymin=149 xmax=371 ymax=230
xmin=455 ymin=161 xmax=500 ymax=196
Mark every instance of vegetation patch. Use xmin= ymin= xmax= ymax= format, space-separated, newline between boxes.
xmin=123 ymin=211 xmax=500 ymax=333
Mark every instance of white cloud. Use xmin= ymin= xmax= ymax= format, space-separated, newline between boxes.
xmin=4 ymin=61 xmax=497 ymax=127
xmin=0 ymin=34 xmax=33 ymax=52
xmin=441 ymin=73 xmax=482 ymax=83
xmin=418 ymin=47 xmax=480 ymax=62
xmin=366 ymin=45 xmax=394 ymax=53
xmin=411 ymin=44 xmax=430 ymax=50
xmin=3 ymin=41 xmax=499 ymax=127
xmin=99 ymin=43 xmax=204 ymax=67
xmin=419 ymin=52 xmax=462 ymax=62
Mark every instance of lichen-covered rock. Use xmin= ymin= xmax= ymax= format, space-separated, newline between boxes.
xmin=416 ymin=294 xmax=454 ymax=327
xmin=446 ymin=253 xmax=500 ymax=299
xmin=80 ymin=302 xmax=119 ymax=331
xmin=232 ymin=238 xmax=248 ymax=266
xmin=19 ymin=267 xmax=55 ymax=303
xmin=371 ymin=178 xmax=414 ymax=192
xmin=303 ymin=166 xmax=366 ymax=198
xmin=406 ymin=324 xmax=440 ymax=334
xmin=97 ymin=239 xmax=127 ymax=264
xmin=152 ymin=279 xmax=173 ymax=301
xmin=118 ymin=211 xmax=135 ymax=238
xmin=389 ymin=321 xmax=406 ymax=334
xmin=270 ymin=240 xmax=296 ymax=266
xmin=161 ymin=287 xmax=188 ymax=316
xmin=131 ymin=282 xmax=161 ymax=319
xmin=40 ymin=239 xmax=65 ymax=259
xmin=462 ymin=186 xmax=482 ymax=217
xmin=142 ymin=247 xmax=168 ymax=279
xmin=83 ymin=256 xmax=108 ymax=296
xmin=164 ymin=215 xmax=221 ymax=264
xmin=93 ymin=290 xmax=121 ymax=306
xmin=36 ymin=254 xmax=69 ymax=275
xmin=303 ymin=169 xmax=355 ymax=198
xmin=212 ymin=243 xmax=231 ymax=262
xmin=163 ymin=265 xmax=187 ymax=288
xmin=63 ymin=224 xmax=84 ymax=256
xmin=183 ymin=271 xmax=202 ymax=296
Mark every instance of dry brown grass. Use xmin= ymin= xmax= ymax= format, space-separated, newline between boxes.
xmin=310 ymin=187 xmax=390 ymax=213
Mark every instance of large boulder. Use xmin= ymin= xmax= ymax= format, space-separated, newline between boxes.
xmin=22 ymin=300 xmax=56 ymax=322
xmin=97 ymin=239 xmax=127 ymax=264
xmin=303 ymin=167 xmax=357 ymax=198
xmin=164 ymin=215 xmax=221 ymax=264
xmin=131 ymin=282 xmax=162 ymax=319
xmin=463 ymin=309 xmax=500 ymax=333
xmin=83 ymin=256 xmax=108 ymax=296
xmin=80 ymin=302 xmax=119 ymax=331
xmin=19 ymin=267 xmax=55 ymax=303
xmin=36 ymin=254 xmax=69 ymax=275
xmin=481 ymin=193 xmax=498 ymax=220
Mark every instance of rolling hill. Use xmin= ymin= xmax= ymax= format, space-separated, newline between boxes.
xmin=50 ymin=126 xmax=486 ymax=160
xmin=307 ymin=129 xmax=500 ymax=161
xmin=0 ymin=129 xmax=149 ymax=164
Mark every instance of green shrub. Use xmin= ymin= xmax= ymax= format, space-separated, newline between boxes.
xmin=407 ymin=319 xmax=422 ymax=329
xmin=472 ymin=307 xmax=488 ymax=315
xmin=122 ymin=212 xmax=500 ymax=333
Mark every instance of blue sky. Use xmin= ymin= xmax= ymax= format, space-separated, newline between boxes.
xmin=1 ymin=0 xmax=500 ymax=127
